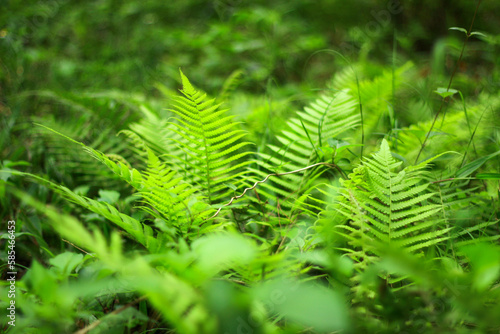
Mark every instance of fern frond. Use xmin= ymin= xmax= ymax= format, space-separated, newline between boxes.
xmin=32 ymin=116 xmax=131 ymax=188
xmin=11 ymin=171 xmax=153 ymax=248
xmin=331 ymin=62 xmax=414 ymax=133
xmin=218 ymin=69 xmax=245 ymax=102
xmin=166 ymin=70 xmax=254 ymax=204
xmin=84 ymin=141 xmax=215 ymax=240
xmin=323 ymin=139 xmax=449 ymax=262
xmin=140 ymin=148 xmax=211 ymax=228
xmin=254 ymin=88 xmax=360 ymax=214
xmin=16 ymin=192 xmax=216 ymax=334
xmin=26 ymin=125 xmax=215 ymax=247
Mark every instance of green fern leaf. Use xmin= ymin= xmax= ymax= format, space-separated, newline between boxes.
xmin=166 ymin=70 xmax=254 ymax=204
xmin=323 ymin=139 xmax=449 ymax=261
xmin=253 ymin=88 xmax=360 ymax=216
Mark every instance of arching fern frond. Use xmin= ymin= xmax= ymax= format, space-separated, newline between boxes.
xmin=218 ymin=69 xmax=245 ymax=102
xmin=80 ymin=139 xmax=216 ymax=241
xmin=125 ymin=105 xmax=183 ymax=161
xmin=32 ymin=115 xmax=131 ymax=189
xmin=26 ymin=125 xmax=217 ymax=249
xmin=168 ymin=70 xmax=254 ymax=204
xmin=139 ymin=148 xmax=212 ymax=231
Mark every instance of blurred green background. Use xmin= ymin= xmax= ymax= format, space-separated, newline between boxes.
xmin=2 ymin=0 xmax=499 ymax=200
xmin=2 ymin=0 xmax=499 ymax=97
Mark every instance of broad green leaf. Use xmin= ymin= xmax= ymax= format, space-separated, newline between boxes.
xmin=461 ymin=243 xmax=500 ymax=291
xmin=192 ymin=233 xmax=257 ymax=275
xmin=0 ymin=168 xmax=13 ymax=181
xmin=74 ymin=185 xmax=90 ymax=196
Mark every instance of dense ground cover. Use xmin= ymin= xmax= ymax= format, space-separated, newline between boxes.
xmin=1 ymin=1 xmax=500 ymax=333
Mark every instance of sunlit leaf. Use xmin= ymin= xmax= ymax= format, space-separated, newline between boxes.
xmin=434 ymin=87 xmax=459 ymax=98
xmin=449 ymin=27 xmax=467 ymax=34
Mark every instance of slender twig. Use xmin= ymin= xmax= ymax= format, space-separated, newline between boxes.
xmin=62 ymin=239 xmax=95 ymax=257
xmin=275 ymin=199 xmax=295 ymax=255
xmin=74 ymin=296 xmax=147 ymax=334
xmin=415 ymin=0 xmax=481 ymax=163
xmin=459 ymin=107 xmax=487 ymax=168
xmin=95 ymin=297 xmax=108 ymax=313
xmin=207 ymin=162 xmax=338 ymax=220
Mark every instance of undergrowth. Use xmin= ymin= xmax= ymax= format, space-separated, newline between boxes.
xmin=1 ymin=4 xmax=500 ymax=333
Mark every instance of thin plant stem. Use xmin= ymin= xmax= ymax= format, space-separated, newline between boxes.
xmin=415 ymin=0 xmax=481 ymax=163
xmin=208 ymin=162 xmax=341 ymax=219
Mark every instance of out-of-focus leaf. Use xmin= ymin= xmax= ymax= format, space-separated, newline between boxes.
xmin=434 ymin=87 xmax=459 ymax=98
xmin=456 ymin=150 xmax=500 ymax=178
xmin=49 ymin=252 xmax=85 ymax=277
xmin=192 ymin=233 xmax=257 ymax=275
xmin=256 ymin=278 xmax=349 ymax=332
xmin=461 ymin=243 xmax=500 ymax=291
xmin=449 ymin=27 xmax=467 ymax=34
xmin=470 ymin=31 xmax=486 ymax=37
xmin=98 ymin=189 xmax=121 ymax=204
xmin=476 ymin=173 xmax=500 ymax=179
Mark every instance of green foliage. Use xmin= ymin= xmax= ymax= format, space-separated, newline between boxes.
xmin=4 ymin=67 xmax=500 ymax=333
xmin=323 ymin=139 xmax=450 ymax=258
xmin=2 ymin=2 xmax=500 ymax=333
xmin=168 ymin=70 xmax=253 ymax=204
xmin=252 ymin=88 xmax=359 ymax=217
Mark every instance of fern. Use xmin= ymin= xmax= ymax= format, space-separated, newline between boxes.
xmin=428 ymin=177 xmax=500 ymax=246
xmin=331 ymin=61 xmax=414 ymax=134
xmin=321 ymin=139 xmax=450 ymax=264
xmin=32 ymin=115 xmax=131 ymax=188
xmin=139 ymin=148 xmax=214 ymax=234
xmin=21 ymin=123 xmax=218 ymax=250
xmin=10 ymin=170 xmax=154 ymax=247
xmin=85 ymin=140 xmax=218 ymax=242
xmin=167 ymin=70 xmax=254 ymax=204
xmin=218 ymin=69 xmax=246 ymax=102
xmin=124 ymin=104 xmax=182 ymax=161
xmin=21 ymin=71 xmax=256 ymax=252
xmin=393 ymin=91 xmax=500 ymax=165
xmin=252 ymin=88 xmax=360 ymax=216
xmin=15 ymin=192 xmax=216 ymax=334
